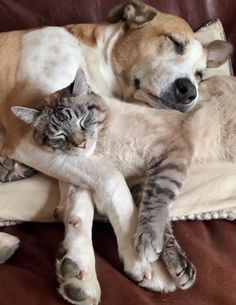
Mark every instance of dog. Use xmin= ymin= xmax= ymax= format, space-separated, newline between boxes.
xmin=0 ymin=1 xmax=232 ymax=304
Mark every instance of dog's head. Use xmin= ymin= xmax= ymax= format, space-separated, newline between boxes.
xmin=109 ymin=1 xmax=233 ymax=112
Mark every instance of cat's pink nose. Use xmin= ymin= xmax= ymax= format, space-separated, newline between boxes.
xmin=78 ymin=141 xmax=86 ymax=149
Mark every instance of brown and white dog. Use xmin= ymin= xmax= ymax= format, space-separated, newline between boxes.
xmin=0 ymin=0 xmax=232 ymax=304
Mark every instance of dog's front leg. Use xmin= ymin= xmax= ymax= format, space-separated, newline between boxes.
xmin=11 ymin=136 xmax=151 ymax=281
xmin=92 ymin=173 xmax=152 ymax=283
xmin=0 ymin=232 xmax=20 ymax=264
xmin=56 ymin=182 xmax=101 ymax=305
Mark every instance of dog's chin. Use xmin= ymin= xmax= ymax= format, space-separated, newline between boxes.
xmin=133 ymin=89 xmax=197 ymax=112
xmin=173 ymin=101 xmax=197 ymax=113
xmin=132 ymin=90 xmax=169 ymax=109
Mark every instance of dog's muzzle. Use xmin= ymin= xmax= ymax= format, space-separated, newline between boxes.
xmin=134 ymin=77 xmax=198 ymax=112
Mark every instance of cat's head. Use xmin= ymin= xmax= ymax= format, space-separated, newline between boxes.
xmin=12 ymin=70 xmax=105 ymax=152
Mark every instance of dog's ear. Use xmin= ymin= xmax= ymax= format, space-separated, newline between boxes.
xmin=11 ymin=106 xmax=40 ymax=124
xmin=108 ymin=0 xmax=157 ymax=29
xmin=71 ymin=68 xmax=90 ymax=96
xmin=206 ymin=40 xmax=233 ymax=68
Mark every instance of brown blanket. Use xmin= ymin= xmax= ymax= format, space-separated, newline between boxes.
xmin=1 ymin=220 xmax=236 ymax=305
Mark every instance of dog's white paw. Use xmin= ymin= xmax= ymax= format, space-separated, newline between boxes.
xmin=139 ymin=260 xmax=176 ymax=293
xmin=119 ymin=242 xmax=152 ymax=282
xmin=0 ymin=232 xmax=20 ymax=263
xmin=56 ymin=244 xmax=101 ymax=305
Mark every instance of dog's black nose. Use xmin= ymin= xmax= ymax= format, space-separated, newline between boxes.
xmin=174 ymin=78 xmax=197 ymax=104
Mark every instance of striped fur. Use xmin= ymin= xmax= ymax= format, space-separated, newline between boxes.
xmin=12 ymin=93 xmax=107 ymax=154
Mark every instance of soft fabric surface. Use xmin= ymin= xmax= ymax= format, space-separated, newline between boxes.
xmin=194 ymin=19 xmax=233 ymax=79
xmin=1 ymin=162 xmax=236 ymax=223
xmin=0 ymin=220 xmax=236 ymax=305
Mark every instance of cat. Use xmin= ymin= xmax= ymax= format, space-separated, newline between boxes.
xmin=12 ymin=69 xmax=198 ymax=302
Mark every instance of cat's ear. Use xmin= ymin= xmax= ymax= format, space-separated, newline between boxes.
xmin=11 ymin=106 xmax=40 ymax=124
xmin=71 ymin=68 xmax=90 ymax=97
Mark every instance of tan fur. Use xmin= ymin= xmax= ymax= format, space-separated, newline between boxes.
xmin=112 ymin=12 xmax=193 ymax=85
xmin=66 ymin=24 xmax=106 ymax=48
xmin=1 ymin=82 xmax=46 ymax=155
xmin=191 ymin=76 xmax=236 ymax=163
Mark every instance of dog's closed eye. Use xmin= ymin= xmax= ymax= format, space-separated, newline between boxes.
xmin=166 ymin=35 xmax=186 ymax=55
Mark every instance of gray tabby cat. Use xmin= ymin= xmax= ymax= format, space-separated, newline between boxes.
xmin=12 ymin=70 xmax=196 ymax=292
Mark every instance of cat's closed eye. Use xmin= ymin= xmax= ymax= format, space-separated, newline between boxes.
xmin=79 ymin=120 xmax=86 ymax=131
xmin=55 ymin=133 xmax=66 ymax=139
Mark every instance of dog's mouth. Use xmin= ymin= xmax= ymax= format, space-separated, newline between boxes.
xmin=133 ymin=78 xmax=196 ymax=112
xmin=146 ymin=91 xmax=195 ymax=112
xmin=146 ymin=92 xmax=171 ymax=109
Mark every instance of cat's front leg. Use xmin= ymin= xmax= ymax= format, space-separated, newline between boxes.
xmin=56 ymin=183 xmax=101 ymax=305
xmin=131 ymin=179 xmax=196 ymax=290
xmin=140 ymin=224 xmax=196 ymax=291
xmin=134 ymin=149 xmax=191 ymax=262
xmin=160 ymin=223 xmax=196 ymax=289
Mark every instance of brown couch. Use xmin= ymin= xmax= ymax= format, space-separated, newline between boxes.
xmin=0 ymin=1 xmax=236 ymax=305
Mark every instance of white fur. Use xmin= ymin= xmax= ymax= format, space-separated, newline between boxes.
xmin=57 ymin=184 xmax=101 ymax=304
xmin=0 ymin=232 xmax=20 ymax=264
xmin=18 ymin=27 xmax=82 ymax=94
xmin=17 ymin=25 xmax=123 ymax=98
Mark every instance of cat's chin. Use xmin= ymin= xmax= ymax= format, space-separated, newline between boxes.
xmin=63 ymin=140 xmax=97 ymax=157
xmin=42 ymin=146 xmax=55 ymax=153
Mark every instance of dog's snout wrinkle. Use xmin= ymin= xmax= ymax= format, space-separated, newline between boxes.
xmin=174 ymin=78 xmax=196 ymax=104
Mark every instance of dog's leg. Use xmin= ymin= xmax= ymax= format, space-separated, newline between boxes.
xmin=11 ymin=138 xmax=151 ymax=280
xmin=0 ymin=232 xmax=20 ymax=263
xmin=0 ymin=128 xmax=21 ymax=263
xmin=56 ymin=183 xmax=101 ymax=305
xmin=12 ymin=139 xmax=176 ymax=290
xmin=93 ymin=176 xmax=152 ymax=283
xmin=0 ymin=156 xmax=37 ymax=183
xmin=0 ymin=127 xmax=36 ymax=182
xmin=95 ymin=186 xmax=180 ymax=292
